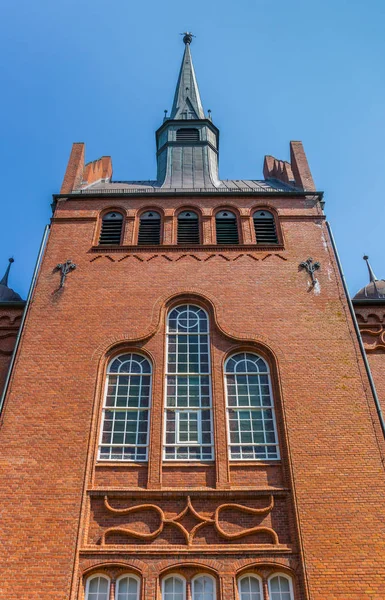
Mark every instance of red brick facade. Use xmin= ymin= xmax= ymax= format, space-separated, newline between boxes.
xmin=0 ymin=138 xmax=385 ymax=599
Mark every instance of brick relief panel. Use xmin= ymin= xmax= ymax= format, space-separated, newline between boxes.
xmin=356 ymin=312 xmax=385 ymax=353
xmin=87 ymin=493 xmax=291 ymax=549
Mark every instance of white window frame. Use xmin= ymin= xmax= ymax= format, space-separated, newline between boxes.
xmin=176 ymin=410 xmax=202 ymax=445
xmin=162 ymin=574 xmax=187 ymax=600
xmin=98 ymin=353 xmax=152 ymax=462
xmin=115 ymin=573 xmax=141 ymax=600
xmin=164 ymin=304 xmax=214 ymax=461
xmin=237 ymin=573 xmax=263 ymax=600
xmin=268 ymin=573 xmax=294 ymax=600
xmin=85 ymin=574 xmax=110 ymax=600
xmin=225 ymin=352 xmax=280 ymax=461
xmin=191 ymin=574 xmax=216 ymax=600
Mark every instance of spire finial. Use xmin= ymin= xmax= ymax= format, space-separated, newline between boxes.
xmin=363 ymin=255 xmax=378 ymax=283
xmin=0 ymin=257 xmax=14 ymax=287
xmin=181 ymin=31 xmax=195 ymax=45
xmin=170 ymin=32 xmax=204 ymax=120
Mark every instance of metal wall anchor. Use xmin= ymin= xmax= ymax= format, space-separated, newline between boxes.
xmin=299 ymin=257 xmax=320 ymax=286
xmin=56 ymin=260 xmax=76 ymax=288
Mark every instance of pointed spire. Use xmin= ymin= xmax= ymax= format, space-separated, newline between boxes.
xmin=0 ymin=257 xmax=23 ymax=302
xmin=363 ymin=255 xmax=378 ymax=283
xmin=170 ymin=32 xmax=205 ymax=120
xmin=0 ymin=258 xmax=14 ymax=287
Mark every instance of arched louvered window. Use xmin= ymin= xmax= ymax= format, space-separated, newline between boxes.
xmin=216 ymin=211 xmax=239 ymax=244
xmin=99 ymin=212 xmax=123 ymax=245
xmin=85 ymin=575 xmax=110 ymax=600
xmin=99 ymin=354 xmax=152 ymax=462
xmin=225 ymin=353 xmax=279 ymax=460
xmin=238 ymin=575 xmax=263 ymax=600
xmin=162 ymin=575 xmax=186 ymax=600
xmin=116 ymin=574 xmax=140 ymax=600
xmin=138 ymin=211 xmax=161 ymax=245
xmin=165 ymin=305 xmax=213 ymax=461
xmin=177 ymin=211 xmax=200 ymax=245
xmin=253 ymin=210 xmax=278 ymax=245
xmin=268 ymin=574 xmax=294 ymax=600
xmin=176 ymin=128 xmax=200 ymax=142
xmin=192 ymin=575 xmax=216 ymax=600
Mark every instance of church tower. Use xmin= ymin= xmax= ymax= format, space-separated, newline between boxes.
xmin=1 ymin=35 xmax=385 ymax=600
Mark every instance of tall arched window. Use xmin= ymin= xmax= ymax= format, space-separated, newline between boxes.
xmin=238 ymin=574 xmax=263 ymax=600
xmin=116 ymin=574 xmax=140 ymax=600
xmin=165 ymin=305 xmax=213 ymax=461
xmin=85 ymin=575 xmax=110 ymax=600
xmin=253 ymin=210 xmax=278 ymax=245
xmin=225 ymin=353 xmax=279 ymax=460
xmin=192 ymin=575 xmax=216 ymax=600
xmin=177 ymin=211 xmax=200 ymax=244
xmin=99 ymin=353 xmax=152 ymax=461
xmin=268 ymin=574 xmax=294 ymax=600
xmin=162 ymin=575 xmax=186 ymax=600
xmin=215 ymin=210 xmax=239 ymax=244
xmin=99 ymin=211 xmax=123 ymax=245
xmin=138 ymin=211 xmax=161 ymax=245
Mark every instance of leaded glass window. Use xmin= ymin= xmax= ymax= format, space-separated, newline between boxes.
xmin=162 ymin=575 xmax=186 ymax=600
xmin=268 ymin=575 xmax=294 ymax=600
xmin=116 ymin=575 xmax=140 ymax=600
xmin=225 ymin=352 xmax=279 ymax=460
xmin=99 ymin=353 xmax=152 ymax=461
xmin=85 ymin=575 xmax=110 ymax=600
xmin=164 ymin=305 xmax=213 ymax=461
xmin=192 ymin=575 xmax=216 ymax=600
xmin=238 ymin=575 xmax=263 ymax=600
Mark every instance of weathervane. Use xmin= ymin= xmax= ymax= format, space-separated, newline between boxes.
xmin=181 ymin=31 xmax=195 ymax=45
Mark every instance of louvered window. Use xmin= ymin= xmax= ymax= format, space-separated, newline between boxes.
xmin=176 ymin=128 xmax=200 ymax=143
xmin=253 ymin=210 xmax=278 ymax=245
xmin=99 ymin=212 xmax=123 ymax=245
xmin=177 ymin=211 xmax=200 ymax=244
xmin=215 ymin=211 xmax=239 ymax=245
xmin=138 ymin=211 xmax=161 ymax=245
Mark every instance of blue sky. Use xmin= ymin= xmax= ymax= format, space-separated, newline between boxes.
xmin=1 ymin=0 xmax=384 ymax=298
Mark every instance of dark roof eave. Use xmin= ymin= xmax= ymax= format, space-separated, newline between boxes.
xmin=0 ymin=300 xmax=26 ymax=307
xmin=352 ymin=298 xmax=385 ymax=305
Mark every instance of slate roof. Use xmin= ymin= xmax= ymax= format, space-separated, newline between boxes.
xmin=78 ymin=178 xmax=301 ymax=194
